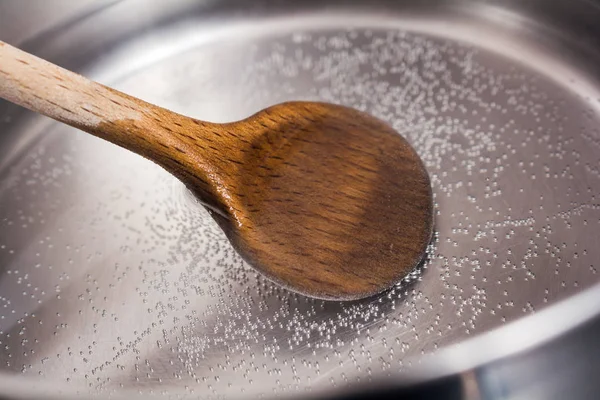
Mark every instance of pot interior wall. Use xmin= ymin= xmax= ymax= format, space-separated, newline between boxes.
xmin=0 ymin=0 xmax=600 ymax=398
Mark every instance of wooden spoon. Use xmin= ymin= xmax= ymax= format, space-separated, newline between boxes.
xmin=0 ymin=41 xmax=433 ymax=301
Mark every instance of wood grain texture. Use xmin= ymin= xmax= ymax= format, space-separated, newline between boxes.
xmin=0 ymin=40 xmax=433 ymax=300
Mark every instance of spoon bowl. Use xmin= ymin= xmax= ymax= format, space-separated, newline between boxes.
xmin=199 ymin=102 xmax=433 ymax=300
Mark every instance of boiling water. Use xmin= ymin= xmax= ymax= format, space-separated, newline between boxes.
xmin=0 ymin=13 xmax=599 ymax=398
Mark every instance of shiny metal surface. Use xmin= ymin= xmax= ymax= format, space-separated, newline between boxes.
xmin=1 ymin=0 xmax=600 ymax=398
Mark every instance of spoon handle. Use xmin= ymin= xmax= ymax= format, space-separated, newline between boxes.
xmin=0 ymin=40 xmax=215 ymax=160
xmin=0 ymin=41 xmax=143 ymax=130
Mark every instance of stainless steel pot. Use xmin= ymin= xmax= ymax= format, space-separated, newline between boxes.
xmin=1 ymin=1 xmax=600 ymax=399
